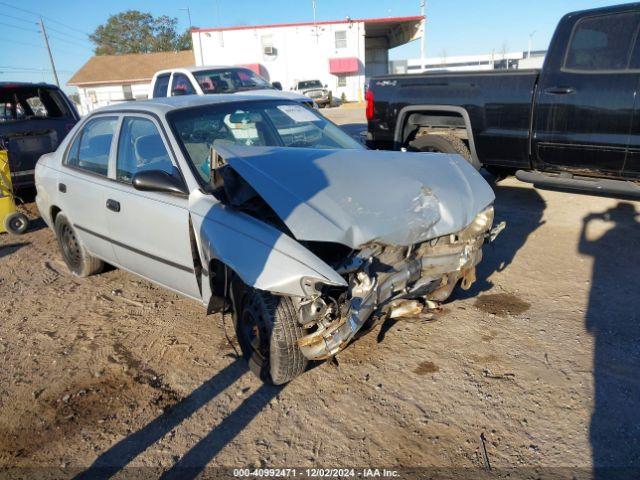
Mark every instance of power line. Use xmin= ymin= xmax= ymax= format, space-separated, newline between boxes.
xmin=2 ymin=8 xmax=90 ymax=43
xmin=0 ymin=36 xmax=42 ymax=49
xmin=0 ymin=20 xmax=39 ymax=33
xmin=47 ymin=34 xmax=91 ymax=50
xmin=3 ymin=12 xmax=38 ymax=25
xmin=46 ymin=25 xmax=89 ymax=43
xmin=0 ymin=67 xmax=72 ymax=73
xmin=0 ymin=1 xmax=90 ymax=36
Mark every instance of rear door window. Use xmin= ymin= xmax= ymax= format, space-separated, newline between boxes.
xmin=153 ymin=74 xmax=170 ymax=98
xmin=65 ymin=117 xmax=118 ymax=176
xmin=564 ymin=12 xmax=640 ymax=71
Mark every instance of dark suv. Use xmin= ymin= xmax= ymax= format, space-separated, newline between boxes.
xmin=1 ymin=82 xmax=79 ymax=188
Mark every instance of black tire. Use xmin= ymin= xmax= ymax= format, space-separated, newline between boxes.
xmin=232 ymin=285 xmax=307 ymax=385
xmin=54 ymin=213 xmax=103 ymax=277
xmin=4 ymin=212 xmax=29 ymax=235
xmin=409 ymin=133 xmax=481 ymax=170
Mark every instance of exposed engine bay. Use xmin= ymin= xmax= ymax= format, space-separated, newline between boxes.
xmin=295 ymin=206 xmax=497 ymax=360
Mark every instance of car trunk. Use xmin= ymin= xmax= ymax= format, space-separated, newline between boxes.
xmin=0 ymin=84 xmax=78 ymax=188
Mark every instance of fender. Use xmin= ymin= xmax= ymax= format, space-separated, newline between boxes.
xmin=394 ymin=105 xmax=480 ymax=166
xmin=189 ymin=192 xmax=347 ymax=301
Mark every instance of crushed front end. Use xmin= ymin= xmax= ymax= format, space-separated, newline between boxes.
xmin=297 ymin=206 xmax=500 ymax=360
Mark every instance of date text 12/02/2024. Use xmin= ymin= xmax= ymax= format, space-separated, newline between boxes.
xmin=233 ymin=468 xmax=400 ymax=478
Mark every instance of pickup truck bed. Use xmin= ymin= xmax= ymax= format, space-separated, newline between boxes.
xmin=1 ymin=83 xmax=80 ymax=188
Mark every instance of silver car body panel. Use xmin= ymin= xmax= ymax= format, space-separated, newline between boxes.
xmin=189 ymin=190 xmax=347 ymax=298
xmin=35 ymin=95 xmax=497 ymax=358
xmin=213 ymin=144 xmax=495 ymax=249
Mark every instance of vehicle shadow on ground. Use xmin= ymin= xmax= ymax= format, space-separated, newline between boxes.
xmin=578 ymin=202 xmax=640 ymax=479
xmin=454 ymin=183 xmax=547 ymax=299
xmin=0 ymin=241 xmax=29 ymax=258
xmin=74 ymin=360 xmax=281 ymax=480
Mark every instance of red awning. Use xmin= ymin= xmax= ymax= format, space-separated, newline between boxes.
xmin=329 ymin=57 xmax=359 ymax=74
xmin=238 ymin=63 xmax=270 ymax=81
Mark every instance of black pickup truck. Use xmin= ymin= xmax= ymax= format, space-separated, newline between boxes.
xmin=366 ymin=3 xmax=640 ymax=197
xmin=1 ymin=82 xmax=79 ymax=189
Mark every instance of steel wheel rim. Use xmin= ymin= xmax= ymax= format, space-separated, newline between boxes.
xmin=60 ymin=224 xmax=81 ymax=269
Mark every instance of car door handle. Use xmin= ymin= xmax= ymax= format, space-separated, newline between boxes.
xmin=58 ymin=183 xmax=66 ymax=193
xmin=106 ymin=199 xmax=121 ymax=212
xmin=544 ymin=86 xmax=576 ymax=95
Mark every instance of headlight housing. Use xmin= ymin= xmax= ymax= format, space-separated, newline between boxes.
xmin=460 ymin=205 xmax=495 ymax=240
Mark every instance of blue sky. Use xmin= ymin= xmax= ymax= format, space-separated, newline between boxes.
xmin=0 ymin=0 xmax=628 ymax=92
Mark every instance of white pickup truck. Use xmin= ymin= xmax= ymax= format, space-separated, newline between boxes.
xmin=150 ymin=66 xmax=317 ymax=108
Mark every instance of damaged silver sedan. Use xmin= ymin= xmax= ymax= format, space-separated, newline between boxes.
xmin=35 ymin=95 xmax=499 ymax=384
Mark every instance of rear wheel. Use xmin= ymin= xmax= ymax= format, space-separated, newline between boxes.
xmin=232 ymin=284 xmax=307 ymax=385
xmin=4 ymin=212 xmax=29 ymax=235
xmin=54 ymin=213 xmax=103 ymax=277
xmin=409 ymin=133 xmax=480 ymax=170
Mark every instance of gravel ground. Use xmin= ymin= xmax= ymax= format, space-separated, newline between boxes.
xmin=0 ymin=107 xmax=638 ymax=479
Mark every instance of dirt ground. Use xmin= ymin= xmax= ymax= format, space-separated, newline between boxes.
xmin=1 ymin=107 xmax=639 ymax=479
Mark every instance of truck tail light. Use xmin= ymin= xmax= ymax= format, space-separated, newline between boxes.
xmin=365 ymin=89 xmax=374 ymax=120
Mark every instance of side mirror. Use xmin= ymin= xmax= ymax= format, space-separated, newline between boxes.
xmin=171 ymin=88 xmax=188 ymax=96
xmin=132 ymin=170 xmax=189 ymax=196
xmin=324 ymin=84 xmax=328 ymax=88
xmin=272 ymin=81 xmax=283 ymax=90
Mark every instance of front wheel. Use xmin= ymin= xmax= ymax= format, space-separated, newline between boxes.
xmin=232 ymin=285 xmax=308 ymax=385
xmin=409 ymin=133 xmax=481 ymax=170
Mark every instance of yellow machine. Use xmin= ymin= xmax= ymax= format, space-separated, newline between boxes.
xmin=0 ymin=150 xmax=29 ymax=235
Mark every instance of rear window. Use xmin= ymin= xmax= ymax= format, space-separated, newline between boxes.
xmin=564 ymin=12 xmax=640 ymax=71
xmin=153 ymin=74 xmax=170 ymax=98
xmin=0 ymin=86 xmax=74 ymax=122
xmin=297 ymin=81 xmax=323 ymax=90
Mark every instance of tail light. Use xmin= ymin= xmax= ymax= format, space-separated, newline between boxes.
xmin=365 ymin=89 xmax=374 ymax=121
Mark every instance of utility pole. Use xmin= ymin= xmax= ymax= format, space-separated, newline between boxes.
xmin=312 ymin=0 xmax=319 ymax=43
xmin=528 ymin=30 xmax=537 ymax=58
xmin=180 ymin=7 xmax=193 ymax=29
xmin=39 ymin=17 xmax=59 ymax=87
xmin=420 ymin=0 xmax=426 ymax=72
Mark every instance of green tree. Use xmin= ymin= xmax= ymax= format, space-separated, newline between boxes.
xmin=90 ymin=10 xmax=192 ymax=55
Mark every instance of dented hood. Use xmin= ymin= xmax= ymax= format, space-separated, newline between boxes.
xmin=214 ymin=145 xmax=495 ymax=249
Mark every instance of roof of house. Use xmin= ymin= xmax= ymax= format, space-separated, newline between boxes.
xmin=67 ymin=50 xmax=195 ymax=87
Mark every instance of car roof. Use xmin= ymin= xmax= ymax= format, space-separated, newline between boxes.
xmin=155 ymin=66 xmax=252 ymax=75
xmin=93 ymin=93 xmax=296 ymax=115
xmin=0 ymin=81 xmax=60 ymax=90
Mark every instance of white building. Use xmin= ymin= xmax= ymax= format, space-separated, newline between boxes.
xmin=68 ymin=50 xmax=195 ymax=114
xmin=191 ymin=16 xmax=424 ymax=102
xmin=389 ymin=50 xmax=546 ymax=74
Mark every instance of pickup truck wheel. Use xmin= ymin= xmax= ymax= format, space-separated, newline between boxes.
xmin=410 ymin=134 xmax=481 ymax=170
xmin=233 ymin=287 xmax=307 ymax=385
xmin=54 ymin=213 xmax=104 ymax=277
